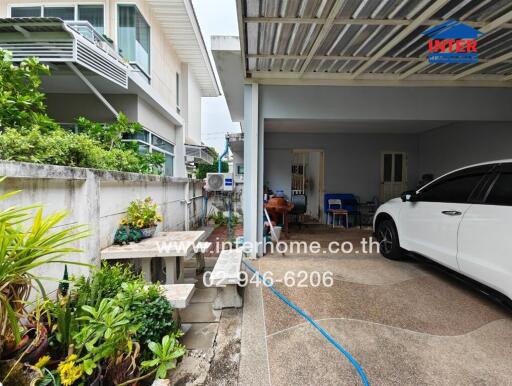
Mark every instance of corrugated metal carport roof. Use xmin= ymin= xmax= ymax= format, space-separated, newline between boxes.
xmin=238 ymin=0 xmax=512 ymax=86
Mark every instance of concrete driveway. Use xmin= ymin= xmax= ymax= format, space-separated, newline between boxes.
xmin=238 ymin=228 xmax=512 ymax=385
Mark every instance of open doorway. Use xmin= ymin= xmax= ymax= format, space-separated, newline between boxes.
xmin=291 ymin=150 xmax=324 ymax=222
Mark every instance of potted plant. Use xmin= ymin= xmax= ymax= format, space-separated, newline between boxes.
xmin=0 ymin=179 xmax=89 ymax=385
xmin=121 ymin=197 xmax=163 ymax=239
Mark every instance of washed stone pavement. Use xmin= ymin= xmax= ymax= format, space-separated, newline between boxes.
xmin=239 ymin=226 xmax=512 ymax=386
xmin=170 ymin=226 xmax=512 ymax=385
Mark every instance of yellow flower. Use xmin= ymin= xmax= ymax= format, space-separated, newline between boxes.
xmin=136 ymin=219 xmax=144 ymax=228
xmin=156 ymin=215 xmax=163 ymax=222
xmin=57 ymin=356 xmax=83 ymax=386
xmin=120 ymin=218 xmax=128 ymax=225
xmin=35 ymin=355 xmax=51 ymax=369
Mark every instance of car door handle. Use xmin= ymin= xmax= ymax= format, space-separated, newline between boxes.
xmin=442 ymin=210 xmax=462 ymax=216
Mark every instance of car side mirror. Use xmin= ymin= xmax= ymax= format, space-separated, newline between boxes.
xmin=401 ymin=190 xmax=417 ymax=202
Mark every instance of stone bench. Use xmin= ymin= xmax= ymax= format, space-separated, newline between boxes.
xmin=160 ymin=283 xmax=195 ymax=309
xmin=210 ymin=249 xmax=243 ymax=310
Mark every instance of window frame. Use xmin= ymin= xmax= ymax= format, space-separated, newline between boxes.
xmin=415 ymin=164 xmax=494 ymax=204
xmin=116 ymin=3 xmax=151 ymax=81
xmin=123 ymin=129 xmax=175 ymax=176
xmin=8 ymin=3 xmax=106 ymax=32
xmin=482 ymin=163 xmax=512 ymax=207
xmin=176 ymin=72 xmax=181 ymax=114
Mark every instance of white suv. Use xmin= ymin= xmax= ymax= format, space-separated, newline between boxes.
xmin=374 ymin=160 xmax=512 ymax=301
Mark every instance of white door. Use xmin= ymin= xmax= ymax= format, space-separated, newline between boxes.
xmin=399 ymin=165 xmax=491 ymax=270
xmin=458 ymin=163 xmax=512 ymax=299
xmin=380 ymin=152 xmax=407 ymax=202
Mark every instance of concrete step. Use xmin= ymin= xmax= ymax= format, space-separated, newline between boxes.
xmin=184 ymin=267 xmax=197 ymax=277
xmin=184 ymin=277 xmax=198 ymax=285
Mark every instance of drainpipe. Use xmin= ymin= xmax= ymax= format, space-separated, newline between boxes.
xmin=184 ymin=181 xmax=190 ymax=231
xmin=218 ymin=138 xmax=229 ymax=172
xmin=218 ymin=137 xmax=233 ymax=241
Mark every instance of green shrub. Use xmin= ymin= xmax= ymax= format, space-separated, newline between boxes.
xmin=195 ymin=150 xmax=228 ymax=179
xmin=0 ymin=49 xmax=165 ymax=174
xmin=72 ymin=263 xmax=178 ymax=359
xmin=209 ymin=211 xmax=239 ymax=227
xmin=0 ymin=50 xmax=58 ymax=132
xmin=117 ymin=283 xmax=177 ymax=359
xmin=73 ymin=262 xmax=142 ymax=309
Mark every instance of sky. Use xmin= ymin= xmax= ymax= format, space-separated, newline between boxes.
xmin=192 ymin=0 xmax=241 ymax=153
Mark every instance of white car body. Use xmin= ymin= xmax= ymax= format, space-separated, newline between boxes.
xmin=374 ymin=160 xmax=512 ymax=301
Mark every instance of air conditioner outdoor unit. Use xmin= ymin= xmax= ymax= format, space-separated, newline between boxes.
xmin=206 ymin=173 xmax=234 ymax=192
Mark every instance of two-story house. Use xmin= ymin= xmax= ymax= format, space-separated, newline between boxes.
xmin=0 ymin=0 xmax=219 ymax=177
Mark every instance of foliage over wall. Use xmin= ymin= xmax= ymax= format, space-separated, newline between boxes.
xmin=0 ymin=50 xmax=164 ymax=174
xmin=195 ymin=147 xmax=229 ymax=179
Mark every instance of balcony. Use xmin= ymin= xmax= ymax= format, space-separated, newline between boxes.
xmin=185 ymin=144 xmax=214 ymax=165
xmin=0 ymin=18 xmax=128 ymax=88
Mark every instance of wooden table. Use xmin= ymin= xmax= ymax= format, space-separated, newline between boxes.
xmin=265 ymin=201 xmax=294 ymax=237
xmin=101 ymin=231 xmax=205 ymax=284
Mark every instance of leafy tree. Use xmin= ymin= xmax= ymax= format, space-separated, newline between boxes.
xmin=0 ymin=50 xmax=58 ymax=132
xmin=0 ymin=50 xmax=164 ymax=174
xmin=195 ymin=147 xmax=228 ymax=179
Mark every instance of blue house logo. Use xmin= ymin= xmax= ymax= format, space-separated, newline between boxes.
xmin=422 ymin=20 xmax=483 ymax=64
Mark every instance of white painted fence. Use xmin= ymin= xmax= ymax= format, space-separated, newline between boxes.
xmin=0 ymin=160 xmax=204 ymax=292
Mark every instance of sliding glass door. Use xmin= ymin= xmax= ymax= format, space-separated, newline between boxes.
xmin=118 ymin=5 xmax=150 ymax=77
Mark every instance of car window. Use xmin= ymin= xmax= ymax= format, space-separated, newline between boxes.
xmin=486 ymin=163 xmax=512 ymax=206
xmin=418 ymin=165 xmax=493 ymax=203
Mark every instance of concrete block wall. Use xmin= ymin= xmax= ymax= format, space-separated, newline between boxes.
xmin=0 ymin=160 xmax=204 ymax=293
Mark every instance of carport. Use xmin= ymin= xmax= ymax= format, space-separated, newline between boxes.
xmin=212 ymin=0 xmax=512 ymax=257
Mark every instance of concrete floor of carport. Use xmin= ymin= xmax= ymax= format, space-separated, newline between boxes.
xmin=239 ymin=225 xmax=512 ymax=386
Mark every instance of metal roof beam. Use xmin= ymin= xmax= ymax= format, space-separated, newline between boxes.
xmin=453 ymin=52 xmax=512 ymax=80
xmin=298 ymin=1 xmax=348 ymax=75
xmin=480 ymin=10 xmax=512 ymax=34
xmin=243 ymin=17 xmax=512 ymax=29
xmin=247 ymin=53 xmax=509 ymax=65
xmin=350 ymin=0 xmax=451 ymax=79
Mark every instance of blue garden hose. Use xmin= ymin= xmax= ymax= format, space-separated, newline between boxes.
xmin=242 ymin=260 xmax=370 ymax=386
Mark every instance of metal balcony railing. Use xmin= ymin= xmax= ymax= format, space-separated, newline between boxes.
xmin=0 ymin=18 xmax=128 ymax=88
xmin=65 ymin=21 xmax=118 ymax=58
xmin=185 ymin=144 xmax=214 ymax=165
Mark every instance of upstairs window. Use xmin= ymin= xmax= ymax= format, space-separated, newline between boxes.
xmin=11 ymin=6 xmax=41 ymax=17
xmin=78 ymin=5 xmax=104 ymax=34
xmin=118 ymin=5 xmax=150 ymax=78
xmin=44 ymin=6 xmax=75 ymax=20
xmin=10 ymin=5 xmax=104 ymax=34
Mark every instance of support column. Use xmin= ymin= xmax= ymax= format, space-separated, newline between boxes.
xmin=80 ymin=170 xmax=101 ymax=266
xmin=175 ymin=125 xmax=186 ymax=178
xmin=243 ymin=84 xmax=260 ymax=258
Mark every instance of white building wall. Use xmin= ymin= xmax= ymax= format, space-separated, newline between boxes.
xmin=0 ymin=160 xmax=204 ymax=294
xmin=46 ymin=94 xmax=138 ymax=123
xmin=265 ymin=132 xmax=420 ymax=203
xmin=137 ymin=97 xmax=177 ymax=143
xmin=187 ymin=69 xmax=202 ymax=145
xmin=418 ymin=122 xmax=512 ymax=178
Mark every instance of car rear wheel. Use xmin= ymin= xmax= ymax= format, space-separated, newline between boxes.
xmin=377 ymin=219 xmax=403 ymax=260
